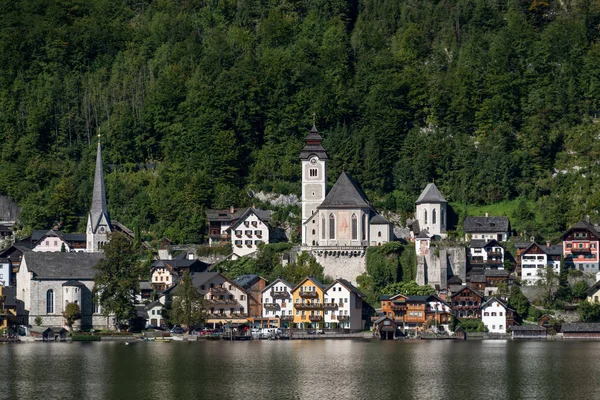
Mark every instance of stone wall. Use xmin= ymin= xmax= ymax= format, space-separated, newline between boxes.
xmin=312 ymin=252 xmax=366 ymax=285
xmin=0 ymin=195 xmax=20 ymax=221
xmin=416 ymin=247 xmax=466 ymax=288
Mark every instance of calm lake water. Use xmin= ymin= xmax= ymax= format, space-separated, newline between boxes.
xmin=1 ymin=340 xmax=600 ymax=399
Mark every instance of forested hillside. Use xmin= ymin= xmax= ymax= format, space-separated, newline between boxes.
xmin=2 ymin=0 xmax=600 ymax=243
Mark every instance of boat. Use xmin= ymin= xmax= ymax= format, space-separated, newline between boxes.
xmin=154 ymin=337 xmax=173 ymax=342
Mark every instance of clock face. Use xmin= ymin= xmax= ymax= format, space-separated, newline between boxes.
xmin=310 ymin=157 xmax=318 ymax=165
xmin=100 ymin=226 xmax=105 ymax=233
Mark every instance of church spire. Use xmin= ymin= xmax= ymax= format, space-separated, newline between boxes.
xmin=87 ymin=135 xmax=111 ymax=252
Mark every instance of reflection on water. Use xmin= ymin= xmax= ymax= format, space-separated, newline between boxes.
xmin=2 ymin=340 xmax=600 ymax=400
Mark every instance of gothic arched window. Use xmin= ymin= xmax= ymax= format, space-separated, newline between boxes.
xmin=321 ymin=216 xmax=325 ymax=239
xmin=362 ymin=214 xmax=367 ymax=241
xmin=433 ymin=209 xmax=437 ymax=225
xmin=329 ymin=214 xmax=335 ymax=239
xmin=352 ymin=214 xmax=358 ymax=240
xmin=424 ymin=210 xmax=428 ymax=224
xmin=441 ymin=209 xmax=446 ymax=227
xmin=46 ymin=289 xmax=54 ymax=314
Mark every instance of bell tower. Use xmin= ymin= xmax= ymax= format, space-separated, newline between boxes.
xmin=87 ymin=135 xmax=112 ymax=252
xmin=300 ymin=124 xmax=328 ymax=246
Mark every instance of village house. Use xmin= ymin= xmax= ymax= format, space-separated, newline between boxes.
xmin=190 ymin=272 xmax=249 ymax=328
xmin=468 ymin=239 xmax=505 ymax=269
xmin=463 ymin=215 xmax=510 ymax=242
xmin=292 ymin=276 xmax=325 ymax=329
xmin=300 ymin=125 xmax=393 ymax=284
xmin=0 ymin=286 xmax=17 ymax=331
xmin=586 ymin=281 xmax=600 ymax=303
xmin=323 ymin=279 xmax=365 ymax=331
xmin=0 ymin=245 xmax=28 ymax=287
xmin=481 ymin=297 xmax=514 ymax=334
xmin=372 ymin=315 xmax=399 ymax=340
xmin=261 ymin=278 xmax=295 ymax=327
xmin=450 ymin=286 xmax=484 ymax=319
xmin=511 ymin=325 xmax=547 ymax=339
xmin=561 ymin=323 xmax=600 ymax=339
xmin=16 ymin=252 xmax=108 ymax=330
xmin=205 ymin=206 xmax=272 ymax=247
xmin=145 ymin=300 xmax=166 ymax=328
xmin=562 ymin=221 xmax=600 ymax=273
xmin=31 ymin=230 xmax=87 ymax=253
xmin=229 ymin=208 xmax=273 ymax=259
xmin=520 ymin=242 xmax=562 ymax=285
xmin=150 ymin=257 xmax=208 ymax=292
xmin=233 ymin=274 xmax=268 ymax=318
xmin=379 ymin=294 xmax=452 ymax=333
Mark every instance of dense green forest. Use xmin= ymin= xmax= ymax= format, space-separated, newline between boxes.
xmin=2 ymin=0 xmax=600 ymax=243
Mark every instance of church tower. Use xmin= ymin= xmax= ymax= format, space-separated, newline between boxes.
xmin=415 ymin=183 xmax=447 ymax=239
xmin=87 ymin=136 xmax=112 ymax=252
xmin=300 ymin=124 xmax=328 ymax=246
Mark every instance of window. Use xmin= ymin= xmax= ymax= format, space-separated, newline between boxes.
xmin=46 ymin=290 xmax=54 ymax=314
xmin=329 ymin=214 xmax=335 ymax=239
xmin=499 ymin=325 xmax=503 ymax=330
xmin=54 ymin=240 xmax=58 ymax=246
xmin=241 ymin=295 xmax=245 ymax=300
xmin=362 ymin=214 xmax=367 ymax=241
xmin=296 ymin=298 xmax=300 ymax=303
xmin=484 ymin=312 xmax=489 ymax=316
xmin=296 ymin=310 xmax=299 ymax=316
xmin=93 ymin=302 xmax=100 ymax=314
xmin=441 ymin=209 xmax=445 ymax=227
xmin=499 ymin=312 xmax=503 ymax=316
xmin=432 ymin=209 xmax=436 ymax=225
xmin=309 ymin=168 xmax=318 ymax=177
xmin=322 ymin=216 xmax=325 ymax=239
xmin=424 ymin=210 xmax=428 ymax=224
xmin=352 ymin=214 xmax=358 ymax=240
xmin=378 ymin=231 xmax=381 ymax=238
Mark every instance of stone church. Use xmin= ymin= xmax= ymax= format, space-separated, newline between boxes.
xmin=300 ymin=125 xmax=393 ymax=284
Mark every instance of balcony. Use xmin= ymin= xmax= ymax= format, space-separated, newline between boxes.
xmin=571 ymin=247 xmax=591 ymax=254
xmin=323 ymin=302 xmax=338 ymax=309
xmin=281 ymin=316 xmax=294 ymax=322
xmin=271 ymin=290 xmax=290 ymax=299
xmin=294 ymin=303 xmax=322 ymax=310
xmin=208 ymin=287 xmax=229 ymax=294
xmin=309 ymin=316 xmax=323 ymax=322
xmin=206 ymin=313 xmax=248 ymax=319
xmin=391 ymin=306 xmax=406 ymax=312
xmin=207 ymin=299 xmax=238 ymax=305
xmin=299 ymin=291 xmax=319 ymax=298
xmin=264 ymin=303 xmax=280 ymax=310
xmin=335 ymin=315 xmax=349 ymax=322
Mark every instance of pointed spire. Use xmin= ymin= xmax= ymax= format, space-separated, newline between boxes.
xmin=90 ymin=135 xmax=110 ymax=232
xmin=300 ymin=121 xmax=328 ymax=160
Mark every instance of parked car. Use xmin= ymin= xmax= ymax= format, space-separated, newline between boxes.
xmin=170 ymin=327 xmax=185 ymax=334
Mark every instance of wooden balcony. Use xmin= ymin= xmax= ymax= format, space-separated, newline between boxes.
xmin=309 ymin=315 xmax=323 ymax=322
xmin=335 ymin=315 xmax=349 ymax=322
xmin=571 ymin=247 xmax=591 ymax=254
xmin=264 ymin=303 xmax=280 ymax=310
xmin=208 ymin=287 xmax=229 ymax=294
xmin=323 ymin=302 xmax=338 ymax=309
xmin=271 ymin=290 xmax=290 ymax=299
xmin=294 ymin=303 xmax=322 ymax=310
xmin=206 ymin=299 xmax=238 ymax=305
xmin=281 ymin=316 xmax=294 ymax=322
xmin=299 ymin=291 xmax=319 ymax=299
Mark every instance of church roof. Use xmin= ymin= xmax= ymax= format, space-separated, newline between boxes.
xmin=89 ymin=140 xmax=111 ymax=232
xmin=370 ymin=213 xmax=392 ymax=225
xmin=299 ymin=125 xmax=328 ymax=160
xmin=318 ymin=172 xmax=372 ymax=210
xmin=415 ymin=183 xmax=447 ymax=204
xmin=24 ymin=252 xmax=103 ymax=280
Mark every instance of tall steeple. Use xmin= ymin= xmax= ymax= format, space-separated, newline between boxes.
xmin=87 ymin=135 xmax=112 ymax=252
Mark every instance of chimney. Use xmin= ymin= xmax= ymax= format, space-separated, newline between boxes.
xmin=546 ymin=241 xmax=551 ymax=249
xmin=230 ymin=205 xmax=235 ymax=214
xmin=252 ymin=203 xmax=256 ymax=209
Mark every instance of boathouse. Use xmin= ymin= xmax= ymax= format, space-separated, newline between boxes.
xmin=562 ymin=323 xmax=600 ymax=339
xmin=373 ymin=316 xmax=398 ymax=340
xmin=511 ymin=325 xmax=547 ymax=339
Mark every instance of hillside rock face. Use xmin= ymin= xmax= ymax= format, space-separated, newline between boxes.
xmin=416 ymin=247 xmax=466 ymax=289
xmin=251 ymin=191 xmax=300 ymax=207
xmin=0 ymin=196 xmax=20 ymax=221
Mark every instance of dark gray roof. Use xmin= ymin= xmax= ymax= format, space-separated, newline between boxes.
xmin=469 ymin=274 xmax=486 ymax=283
xmin=326 ymin=278 xmax=365 ymax=298
xmin=145 ymin=300 xmax=163 ymax=310
xmin=415 ymin=183 xmax=447 ymax=204
xmin=233 ymin=274 xmax=263 ymax=289
xmin=463 ymin=216 xmax=510 ymax=233
xmin=24 ymin=252 xmax=103 ymax=280
xmin=205 ymin=207 xmax=271 ymax=223
xmin=481 ymin=297 xmax=513 ymax=310
xmin=293 ymin=276 xmax=326 ymax=291
xmin=318 ymin=172 xmax=372 ymax=209
xmin=63 ymin=233 xmax=86 ymax=242
xmin=299 ymin=125 xmax=328 ymax=160
xmin=484 ymin=269 xmax=509 ymax=277
xmin=407 ymin=295 xmax=429 ymax=302
xmin=62 ymin=280 xmax=85 ymax=287
xmin=151 ymin=259 xmax=208 ymax=273
xmin=512 ymin=325 xmax=547 ymax=331
xmin=521 ymin=242 xmax=562 ymax=256
xmin=139 ymin=281 xmax=152 ymax=291
xmin=370 ymin=213 xmax=392 ymax=225
xmin=262 ymin=277 xmax=294 ymax=293
xmin=448 ymin=275 xmax=462 ymax=285
xmin=229 ymin=208 xmax=273 ymax=231
xmin=89 ymin=140 xmax=111 ymax=232
xmin=561 ymin=323 xmax=600 ymax=332
xmin=514 ymin=242 xmax=533 ymax=249
xmin=190 ymin=272 xmax=223 ymax=290
xmin=469 ymin=239 xmax=504 ymax=249
xmin=416 ymin=231 xmax=430 ymax=239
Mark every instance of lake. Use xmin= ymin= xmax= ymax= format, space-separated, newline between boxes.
xmin=2 ymin=340 xmax=600 ymax=399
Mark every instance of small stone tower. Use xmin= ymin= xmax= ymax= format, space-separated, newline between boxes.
xmin=87 ymin=137 xmax=112 ymax=252
xmin=300 ymin=125 xmax=328 ymax=246
xmin=415 ymin=183 xmax=447 ymax=238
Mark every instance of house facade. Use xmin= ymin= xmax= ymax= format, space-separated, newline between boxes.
xmin=481 ymin=297 xmax=514 ymax=333
xmin=191 ymin=272 xmax=249 ymax=326
xmin=16 ymin=252 xmax=108 ymax=329
xmin=206 ymin=207 xmax=272 ymax=248
xmin=450 ymin=286 xmax=484 ymax=319
xmin=233 ymin=274 xmax=268 ymax=318
xmin=32 ymin=230 xmax=87 ymax=253
xmin=261 ymin=278 xmax=294 ymax=324
xmin=292 ymin=276 xmax=325 ymax=329
xmin=463 ymin=215 xmax=510 ymax=242
xmin=323 ymin=279 xmax=365 ymax=331
xmin=230 ymin=209 xmax=272 ymax=259
xmin=520 ymin=242 xmax=562 ymax=284
xmin=562 ymin=221 xmax=600 ymax=273
xmin=468 ymin=239 xmax=505 ymax=268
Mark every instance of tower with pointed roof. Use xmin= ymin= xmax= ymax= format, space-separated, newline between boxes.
xmin=300 ymin=124 xmax=328 ymax=245
xmin=415 ymin=183 xmax=447 ymax=238
xmin=87 ymin=137 xmax=112 ymax=252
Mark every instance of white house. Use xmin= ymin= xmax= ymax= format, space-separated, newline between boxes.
xmin=415 ymin=183 xmax=448 ymax=239
xmin=468 ymin=239 xmax=505 ymax=268
xmin=426 ymin=295 xmax=453 ymax=332
xmin=230 ymin=208 xmax=272 ymax=259
xmin=463 ymin=215 xmax=510 ymax=242
xmin=145 ymin=301 xmax=165 ymax=327
xmin=481 ymin=297 xmax=514 ymax=334
xmin=190 ymin=272 xmax=249 ymax=326
xmin=323 ymin=279 xmax=365 ymax=331
xmin=261 ymin=278 xmax=294 ymax=323
xmin=520 ymin=242 xmax=562 ymax=285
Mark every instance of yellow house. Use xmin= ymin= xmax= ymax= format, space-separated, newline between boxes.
xmin=0 ymin=286 xmax=17 ymax=331
xmin=587 ymin=281 xmax=600 ymax=304
xmin=292 ymin=276 xmax=326 ymax=329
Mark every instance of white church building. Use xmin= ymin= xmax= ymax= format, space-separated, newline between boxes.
xmin=300 ymin=125 xmax=393 ymax=284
